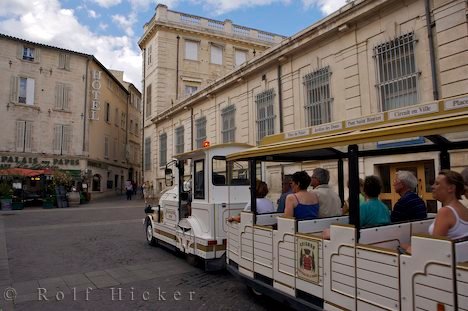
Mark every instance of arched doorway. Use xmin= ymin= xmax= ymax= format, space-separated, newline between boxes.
xmin=92 ymin=174 xmax=101 ymax=191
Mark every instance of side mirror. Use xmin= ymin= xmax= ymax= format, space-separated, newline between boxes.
xmin=165 ymin=168 xmax=173 ymax=187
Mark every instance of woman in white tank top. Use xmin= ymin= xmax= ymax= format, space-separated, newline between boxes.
xmin=429 ymin=170 xmax=468 ymax=239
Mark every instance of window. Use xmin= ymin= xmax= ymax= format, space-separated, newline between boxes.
xmin=147 ymin=45 xmax=152 ymax=65
xmin=16 ymin=121 xmax=32 ymax=152
xmin=104 ymin=136 xmax=109 ymax=159
xmin=235 ymin=49 xmax=247 ymax=67
xmin=58 ymin=53 xmax=70 ymax=70
xmin=113 ymin=138 xmax=118 ymax=160
xmin=194 ymin=160 xmax=205 ymax=199
xmin=195 ymin=117 xmax=207 ymax=148
xmin=129 ymin=120 xmax=133 ymax=134
xmin=144 ymin=137 xmax=151 ymax=171
xmin=121 ymin=112 xmax=126 ymax=129
xmin=114 ymin=108 xmax=119 ymax=126
xmin=303 ymin=66 xmax=332 ymax=126
xmin=11 ymin=77 xmax=35 ymax=105
xmin=159 ymin=133 xmax=167 ymax=167
xmin=256 ymin=89 xmax=275 ymax=143
xmin=146 ymin=84 xmax=152 ymax=117
xmin=105 ymin=103 xmax=110 ymax=123
xmin=175 ymin=126 xmax=184 ymax=154
xmin=221 ymin=105 xmax=236 ymax=143
xmin=22 ymin=47 xmax=35 ymax=61
xmin=210 ymin=44 xmax=223 ymax=65
xmin=55 ymin=83 xmax=71 ymax=110
xmin=185 ymin=85 xmax=198 ymax=96
xmin=185 ymin=40 xmax=198 ymax=61
xmin=53 ymin=124 xmax=72 ymax=155
xmin=212 ymin=157 xmax=227 ymax=186
xmin=374 ymin=32 xmax=419 ymax=111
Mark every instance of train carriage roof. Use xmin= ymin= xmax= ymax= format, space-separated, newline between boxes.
xmin=227 ymin=96 xmax=468 ymax=162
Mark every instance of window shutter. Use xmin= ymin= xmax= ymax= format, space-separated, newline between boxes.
xmin=62 ymin=125 xmax=71 ymax=153
xmin=55 ymin=84 xmax=62 ymax=109
xmin=10 ymin=76 xmax=19 ymax=103
xmin=34 ymin=48 xmax=40 ymax=62
xmin=185 ymin=41 xmax=198 ymax=60
xmin=64 ymin=86 xmax=70 ymax=110
xmin=16 ymin=121 xmax=25 ymax=151
xmin=104 ymin=137 xmax=109 ymax=158
xmin=17 ymin=44 xmax=23 ymax=59
xmin=24 ymin=122 xmax=32 ymax=152
xmin=53 ymin=125 xmax=62 ymax=153
xmin=26 ymin=78 xmax=35 ymax=105
xmin=65 ymin=54 xmax=70 ymax=70
xmin=235 ymin=50 xmax=246 ymax=67
xmin=211 ymin=45 xmax=222 ymax=64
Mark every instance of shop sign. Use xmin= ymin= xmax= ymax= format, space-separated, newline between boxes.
xmin=296 ymin=237 xmax=320 ymax=284
xmin=0 ymin=156 xmax=80 ymax=169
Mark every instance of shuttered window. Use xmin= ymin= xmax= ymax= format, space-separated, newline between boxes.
xmin=16 ymin=121 xmax=32 ymax=152
xmin=53 ymin=124 xmax=72 ymax=155
xmin=210 ymin=44 xmax=223 ymax=65
xmin=185 ymin=40 xmax=198 ymax=61
xmin=159 ymin=133 xmax=167 ymax=167
xmin=11 ymin=77 xmax=35 ymax=105
xmin=235 ymin=50 xmax=247 ymax=67
xmin=55 ymin=83 xmax=70 ymax=110
xmin=58 ymin=53 xmax=70 ymax=70
xmin=146 ymin=84 xmax=152 ymax=117
xmin=221 ymin=105 xmax=236 ymax=143
xmin=144 ymin=137 xmax=151 ymax=171
xmin=104 ymin=136 xmax=109 ymax=159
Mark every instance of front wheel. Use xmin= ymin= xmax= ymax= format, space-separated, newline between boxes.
xmin=146 ymin=221 xmax=158 ymax=246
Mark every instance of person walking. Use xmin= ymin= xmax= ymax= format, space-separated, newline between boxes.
xmin=125 ymin=180 xmax=133 ymax=200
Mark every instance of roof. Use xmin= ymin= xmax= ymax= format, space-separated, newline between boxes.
xmin=174 ymin=143 xmax=253 ymax=161
xmin=227 ymin=96 xmax=468 ymax=162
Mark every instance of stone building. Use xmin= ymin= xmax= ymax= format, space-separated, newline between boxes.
xmin=143 ymin=0 xmax=468 ymax=209
xmin=138 ymin=4 xmax=285 ymax=191
xmin=0 ymin=34 xmax=142 ymax=198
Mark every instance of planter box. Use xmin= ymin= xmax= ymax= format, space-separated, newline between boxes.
xmin=12 ymin=202 xmax=24 ymax=210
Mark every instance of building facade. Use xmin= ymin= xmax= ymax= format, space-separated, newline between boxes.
xmin=139 ymin=4 xmax=285 ymax=191
xmin=144 ymin=0 xmax=468 ymax=209
xmin=0 ymin=34 xmax=142 ymax=198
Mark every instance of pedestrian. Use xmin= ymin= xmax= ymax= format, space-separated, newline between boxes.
xmin=125 ymin=180 xmax=133 ymax=200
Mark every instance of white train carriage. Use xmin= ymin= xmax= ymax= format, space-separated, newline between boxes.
xmin=225 ymin=95 xmax=468 ymax=310
xmin=144 ymin=143 xmax=252 ymax=270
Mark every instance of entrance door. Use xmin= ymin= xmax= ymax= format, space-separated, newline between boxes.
xmin=378 ymin=160 xmax=437 ymax=213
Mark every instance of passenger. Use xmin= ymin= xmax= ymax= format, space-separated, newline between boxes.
xmin=227 ymin=180 xmax=274 ymax=222
xmin=277 ymin=175 xmax=293 ymax=213
xmin=310 ymin=168 xmax=342 ymax=217
xmin=342 ymin=178 xmax=365 ymax=215
xmin=391 ymin=171 xmax=427 ymax=223
xmin=284 ymin=171 xmax=320 ymax=220
xmin=360 ymin=175 xmax=391 ymax=227
xmin=428 ymin=170 xmax=468 ymax=239
xmin=461 ymin=168 xmax=468 ymax=205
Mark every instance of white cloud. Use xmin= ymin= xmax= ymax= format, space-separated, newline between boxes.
xmin=88 ymin=9 xmax=100 ymax=18
xmin=0 ymin=0 xmax=142 ymax=90
xmin=99 ymin=22 xmax=109 ymax=30
xmin=112 ymin=13 xmax=137 ymax=37
xmin=301 ymin=0 xmax=347 ymax=15
xmin=91 ymin=0 xmax=122 ymax=8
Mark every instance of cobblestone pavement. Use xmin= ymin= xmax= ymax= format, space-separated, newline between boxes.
xmin=0 ymin=195 xmax=288 ymax=311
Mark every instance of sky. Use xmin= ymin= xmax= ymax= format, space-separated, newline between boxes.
xmin=0 ymin=0 xmax=347 ymax=91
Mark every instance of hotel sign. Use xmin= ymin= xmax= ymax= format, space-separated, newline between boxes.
xmin=90 ymin=70 xmax=101 ymax=121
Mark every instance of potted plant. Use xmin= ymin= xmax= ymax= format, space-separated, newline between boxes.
xmin=0 ymin=182 xmax=13 ymax=210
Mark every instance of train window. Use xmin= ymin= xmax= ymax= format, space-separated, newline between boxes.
xmin=228 ymin=161 xmax=249 ymax=185
xmin=212 ymin=157 xmax=227 ymax=186
xmin=194 ymin=160 xmax=205 ymax=199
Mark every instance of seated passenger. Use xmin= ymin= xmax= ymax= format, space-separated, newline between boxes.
xmin=277 ymin=175 xmax=293 ymax=213
xmin=285 ymin=171 xmax=319 ymax=220
xmin=391 ymin=170 xmax=427 ymax=222
xmin=227 ymin=180 xmax=274 ymax=222
xmin=310 ymin=168 xmax=342 ymax=217
xmin=428 ymin=170 xmax=468 ymax=239
xmin=461 ymin=167 xmax=468 ymax=206
xmin=360 ymin=175 xmax=391 ymax=227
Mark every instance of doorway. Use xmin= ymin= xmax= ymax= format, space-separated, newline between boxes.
xmin=377 ymin=160 xmax=437 ymax=213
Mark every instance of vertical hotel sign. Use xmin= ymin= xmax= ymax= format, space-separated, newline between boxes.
xmin=90 ymin=70 xmax=101 ymax=120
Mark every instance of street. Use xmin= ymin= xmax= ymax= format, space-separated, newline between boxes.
xmin=0 ymin=196 xmax=283 ymax=311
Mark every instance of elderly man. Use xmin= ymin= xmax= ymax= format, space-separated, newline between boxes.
xmin=391 ymin=170 xmax=427 ymax=222
xmin=310 ymin=168 xmax=342 ymax=217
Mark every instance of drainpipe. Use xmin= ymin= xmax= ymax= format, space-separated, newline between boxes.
xmin=277 ymin=64 xmax=283 ymax=133
xmin=425 ymin=0 xmax=439 ymax=100
xmin=176 ymin=35 xmax=180 ymax=100
xmin=126 ymin=89 xmax=129 ymax=180
xmin=142 ymin=48 xmax=146 ymax=183
xmin=82 ymin=57 xmax=90 ymax=152
xmin=190 ymin=107 xmax=194 ymax=150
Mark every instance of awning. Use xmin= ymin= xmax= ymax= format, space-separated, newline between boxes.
xmin=0 ymin=168 xmax=50 ymax=177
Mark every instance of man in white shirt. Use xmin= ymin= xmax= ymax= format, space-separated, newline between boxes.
xmin=311 ymin=168 xmax=342 ymax=217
